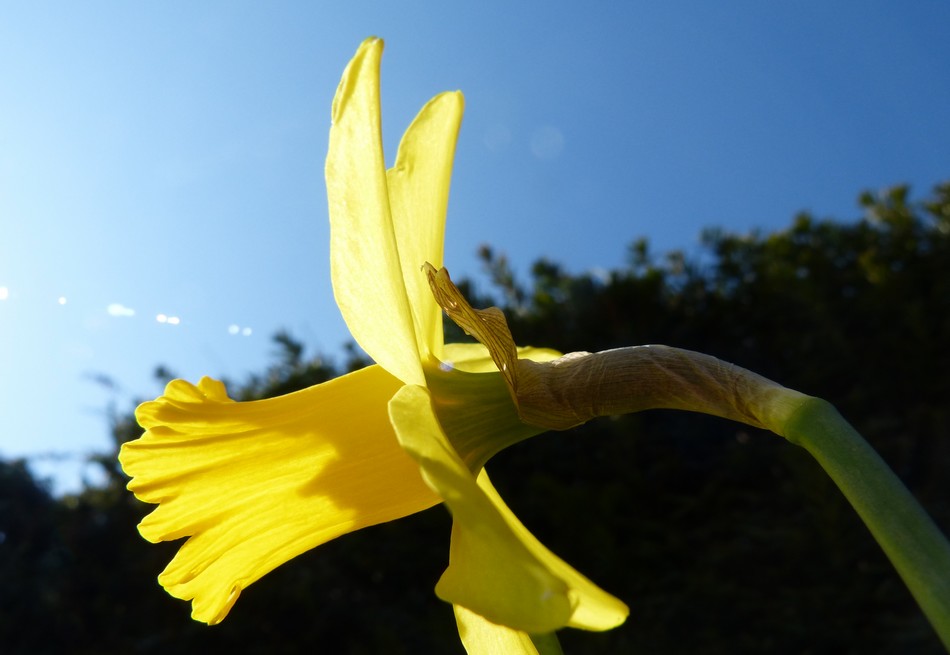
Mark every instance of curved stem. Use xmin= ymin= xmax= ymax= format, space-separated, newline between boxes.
xmin=515 ymin=345 xmax=810 ymax=431
xmin=424 ymin=270 xmax=950 ymax=647
xmin=783 ymin=398 xmax=950 ymax=651
xmin=520 ymin=345 xmax=950 ymax=650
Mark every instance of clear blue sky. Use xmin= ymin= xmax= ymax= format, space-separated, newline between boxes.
xmin=2 ymin=2 xmax=948 ymax=493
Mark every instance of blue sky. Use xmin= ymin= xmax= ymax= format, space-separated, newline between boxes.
xmin=2 ymin=2 xmax=948 ymax=493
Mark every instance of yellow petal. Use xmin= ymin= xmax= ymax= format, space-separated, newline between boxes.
xmin=463 ymin=472 xmax=628 ymax=632
xmin=387 ymin=90 xmax=464 ymax=359
xmin=326 ymin=37 xmax=424 ymax=386
xmin=119 ymin=366 xmax=439 ymax=624
xmin=388 ymin=384 xmax=629 ymax=634
xmin=454 ymin=605 xmax=540 ymax=655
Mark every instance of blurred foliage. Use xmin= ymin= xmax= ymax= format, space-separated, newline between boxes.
xmin=2 ymin=182 xmax=949 ymax=653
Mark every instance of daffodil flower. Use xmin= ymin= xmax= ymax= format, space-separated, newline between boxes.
xmin=119 ymin=37 xmax=627 ymax=651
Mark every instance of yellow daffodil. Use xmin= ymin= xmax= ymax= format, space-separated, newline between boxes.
xmin=119 ymin=37 xmax=627 ymax=650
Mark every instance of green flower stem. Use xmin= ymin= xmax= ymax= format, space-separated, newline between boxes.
xmin=530 ymin=631 xmax=565 ymax=655
xmin=783 ymin=397 xmax=950 ymax=651
xmin=425 ymin=270 xmax=950 ymax=647
xmin=517 ymin=345 xmax=950 ymax=649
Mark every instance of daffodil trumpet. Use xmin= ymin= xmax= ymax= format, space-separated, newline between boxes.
xmin=427 ymin=263 xmax=950 ymax=651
